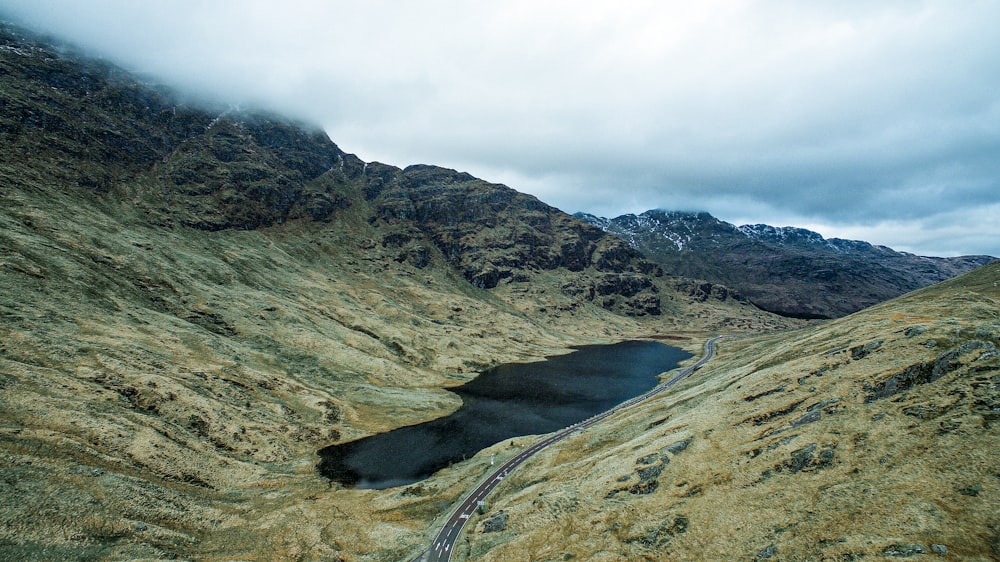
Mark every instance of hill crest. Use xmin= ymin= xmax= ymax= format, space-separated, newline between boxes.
xmin=576 ymin=209 xmax=995 ymax=319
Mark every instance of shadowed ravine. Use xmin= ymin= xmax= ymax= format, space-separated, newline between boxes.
xmin=317 ymin=340 xmax=692 ymax=489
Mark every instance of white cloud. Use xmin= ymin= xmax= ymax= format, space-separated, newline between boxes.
xmin=813 ymin=202 xmax=1000 ymax=257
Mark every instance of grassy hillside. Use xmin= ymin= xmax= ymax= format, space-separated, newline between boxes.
xmin=4 ymin=21 xmax=995 ymax=562
xmin=454 ymin=262 xmax=1000 ymax=561
xmin=1 ymin=23 xmax=793 ymax=560
xmin=0 ymin=145 xmax=776 ymax=561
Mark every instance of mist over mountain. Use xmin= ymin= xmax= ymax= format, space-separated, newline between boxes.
xmin=576 ymin=210 xmax=995 ymax=319
xmin=2 ymin=21 xmax=997 ymax=562
xmin=4 ymin=2 xmax=999 ymax=258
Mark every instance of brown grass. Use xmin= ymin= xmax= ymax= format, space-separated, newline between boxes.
xmin=457 ymin=264 xmax=1000 ymax=560
xmin=0 ymin=133 xmax=940 ymax=560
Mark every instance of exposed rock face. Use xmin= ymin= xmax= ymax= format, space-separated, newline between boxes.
xmin=625 ymin=515 xmax=689 ymax=549
xmin=154 ymin=114 xmax=359 ymax=230
xmin=1 ymin=24 xmax=359 ymax=232
xmin=363 ymin=164 xmax=667 ymax=314
xmin=0 ymin=23 xmax=674 ymax=315
xmin=774 ymin=443 xmax=836 ymax=474
xmin=577 ymin=210 xmax=996 ymax=319
xmin=481 ymin=511 xmax=508 ymax=533
xmin=883 ymin=543 xmax=927 ymax=557
xmin=863 ymin=340 xmax=996 ymax=403
xmin=673 ymin=280 xmax=743 ymax=303
xmin=561 ymin=273 xmax=664 ymax=316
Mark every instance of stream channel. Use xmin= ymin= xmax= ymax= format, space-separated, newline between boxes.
xmin=317 ymin=340 xmax=691 ymax=489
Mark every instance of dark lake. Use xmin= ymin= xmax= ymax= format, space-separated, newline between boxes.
xmin=317 ymin=340 xmax=692 ymax=489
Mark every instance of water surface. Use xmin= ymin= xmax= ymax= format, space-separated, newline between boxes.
xmin=317 ymin=340 xmax=691 ymax=489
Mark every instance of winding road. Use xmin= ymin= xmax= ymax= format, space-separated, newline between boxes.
xmin=418 ymin=336 xmax=725 ymax=562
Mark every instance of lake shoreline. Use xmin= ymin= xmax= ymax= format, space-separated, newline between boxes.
xmin=317 ymin=340 xmax=692 ymax=489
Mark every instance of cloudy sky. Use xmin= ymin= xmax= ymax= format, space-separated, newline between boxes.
xmin=3 ymin=1 xmax=998 ymax=256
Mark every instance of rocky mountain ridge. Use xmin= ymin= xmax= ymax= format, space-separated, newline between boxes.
xmin=736 ymin=223 xmax=878 ymax=254
xmin=576 ymin=209 xmax=995 ymax=319
xmin=1 ymin=22 xmax=765 ymax=323
xmin=0 ymin=22 xmax=789 ymax=560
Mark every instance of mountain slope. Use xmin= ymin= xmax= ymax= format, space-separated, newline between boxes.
xmin=577 ymin=210 xmax=996 ymax=319
xmin=0 ymin=23 xmax=791 ymax=560
xmin=456 ymin=261 xmax=1000 ymax=561
xmin=1 ymin=24 xmax=770 ymax=328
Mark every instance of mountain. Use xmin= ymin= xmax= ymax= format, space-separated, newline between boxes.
xmin=4 ymin=21 xmax=995 ymax=562
xmin=453 ymin=261 xmax=1000 ymax=561
xmin=576 ymin=209 xmax=996 ymax=319
xmin=0 ymin=23 xmax=790 ymax=560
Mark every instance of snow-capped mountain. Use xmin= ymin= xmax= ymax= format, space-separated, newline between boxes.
xmin=576 ymin=210 xmax=995 ymax=319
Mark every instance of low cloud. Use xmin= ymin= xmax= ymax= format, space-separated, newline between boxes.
xmin=2 ymin=0 xmax=997 ymax=256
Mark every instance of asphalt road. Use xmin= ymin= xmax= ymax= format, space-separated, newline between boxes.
xmin=419 ymin=336 xmax=724 ymax=562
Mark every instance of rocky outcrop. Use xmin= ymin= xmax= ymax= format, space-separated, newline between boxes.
xmin=624 ymin=515 xmax=689 ymax=549
xmin=365 ymin=164 xmax=666 ymax=311
xmin=155 ymin=115 xmax=360 ymax=230
xmin=1 ymin=23 xmax=362 ymax=232
xmin=559 ymin=274 xmax=662 ymax=316
xmin=863 ymin=340 xmax=997 ymax=403
xmin=481 ymin=511 xmax=508 ymax=533
xmin=673 ymin=280 xmax=743 ymax=303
